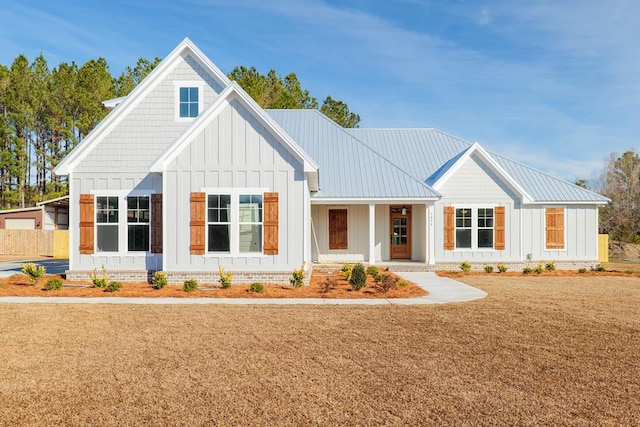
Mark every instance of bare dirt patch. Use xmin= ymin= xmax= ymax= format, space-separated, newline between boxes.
xmin=0 ymin=269 xmax=425 ymax=299
xmin=0 ymin=275 xmax=638 ymax=425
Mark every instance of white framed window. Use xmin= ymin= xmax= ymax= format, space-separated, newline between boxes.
xmin=127 ymin=196 xmax=150 ymax=252
xmin=92 ymin=190 xmax=155 ymax=255
xmin=454 ymin=207 xmax=495 ymax=250
xmin=204 ymin=188 xmax=267 ymax=256
xmin=174 ymin=81 xmax=204 ymax=121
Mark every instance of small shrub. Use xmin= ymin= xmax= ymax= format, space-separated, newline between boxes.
xmin=624 ymin=269 xmax=635 ymax=274
xmin=44 ymin=278 xmax=63 ymax=291
xmin=105 ymin=281 xmax=122 ymax=292
xmin=497 ymin=263 xmax=508 ymax=273
xmin=341 ymin=262 xmax=353 ymax=281
xmin=523 ymin=267 xmax=533 ymax=274
xmin=289 ymin=265 xmax=305 ymax=288
xmin=152 ymin=271 xmax=168 ymax=289
xmin=374 ymin=274 xmax=398 ymax=293
xmin=578 ymin=267 xmax=587 ymax=274
xmin=595 ymin=264 xmax=606 ymax=272
xmin=183 ymin=279 xmax=198 ymax=292
xmin=397 ymin=281 xmax=408 ymax=287
xmin=366 ymin=265 xmax=379 ymax=276
xmin=89 ymin=265 xmax=109 ymax=288
xmin=249 ymin=282 xmax=264 ymax=293
xmin=319 ymin=278 xmax=333 ymax=293
xmin=484 ymin=265 xmax=494 ymax=273
xmin=545 ymin=261 xmax=556 ymax=271
xmin=349 ymin=263 xmax=367 ymax=291
xmin=534 ymin=264 xmax=543 ymax=274
xmin=218 ymin=266 xmax=232 ymax=288
xmin=459 ymin=261 xmax=472 ymax=273
xmin=373 ymin=272 xmax=384 ymax=283
xmin=22 ymin=263 xmax=46 ymax=286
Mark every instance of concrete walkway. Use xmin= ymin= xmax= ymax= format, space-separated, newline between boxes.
xmin=0 ymin=272 xmax=486 ymax=305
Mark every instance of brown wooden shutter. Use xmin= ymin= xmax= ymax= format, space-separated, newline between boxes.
xmin=190 ymin=192 xmax=205 ymax=255
xmin=545 ymin=208 xmax=565 ymax=249
xmin=495 ymin=206 xmax=505 ymax=250
xmin=263 ymin=192 xmax=279 ymax=255
xmin=328 ymin=209 xmax=348 ymax=250
xmin=79 ymin=194 xmax=94 ymax=254
xmin=151 ymin=194 xmax=163 ymax=254
xmin=444 ymin=206 xmax=454 ymax=250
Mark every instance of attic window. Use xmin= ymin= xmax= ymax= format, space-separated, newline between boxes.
xmin=174 ymin=81 xmax=203 ymax=121
xmin=179 ymin=87 xmax=199 ymax=118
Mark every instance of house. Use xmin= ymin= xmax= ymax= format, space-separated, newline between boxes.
xmin=54 ymin=38 xmax=608 ymax=283
xmin=0 ymin=196 xmax=69 ymax=230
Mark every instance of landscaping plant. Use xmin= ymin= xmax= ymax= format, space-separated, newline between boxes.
xmin=249 ymin=282 xmax=264 ymax=293
xmin=459 ymin=261 xmax=471 ymax=272
xmin=21 ymin=263 xmax=46 ymax=286
xmin=289 ymin=265 xmax=305 ymax=288
xmin=484 ymin=265 xmax=494 ymax=273
xmin=545 ymin=261 xmax=556 ymax=271
xmin=44 ymin=278 xmax=63 ymax=291
xmin=152 ymin=271 xmax=168 ymax=289
xmin=218 ymin=266 xmax=232 ymax=288
xmin=341 ymin=262 xmax=353 ymax=281
xmin=105 ymin=281 xmax=122 ymax=292
xmin=183 ymin=279 xmax=198 ymax=292
xmin=349 ymin=263 xmax=367 ymax=291
xmin=497 ymin=263 xmax=508 ymax=273
xmin=89 ymin=265 xmax=109 ymax=288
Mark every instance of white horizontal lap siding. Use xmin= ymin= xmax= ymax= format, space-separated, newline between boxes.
xmin=76 ymin=54 xmax=222 ymax=174
xmin=70 ymin=173 xmax=162 ymax=272
xmin=163 ymin=101 xmax=305 ymax=272
xmin=436 ymin=153 xmax=521 ymax=262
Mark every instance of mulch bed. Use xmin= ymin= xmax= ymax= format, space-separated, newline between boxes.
xmin=0 ymin=269 xmax=426 ymax=298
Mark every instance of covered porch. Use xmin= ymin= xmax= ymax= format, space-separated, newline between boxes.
xmin=310 ymin=201 xmax=436 ymax=266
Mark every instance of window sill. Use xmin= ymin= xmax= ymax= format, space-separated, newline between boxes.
xmin=203 ymin=253 xmax=268 ymax=258
xmin=93 ymin=252 xmax=156 ymax=257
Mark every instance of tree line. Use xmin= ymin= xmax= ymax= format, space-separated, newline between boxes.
xmin=0 ymin=54 xmax=359 ymax=210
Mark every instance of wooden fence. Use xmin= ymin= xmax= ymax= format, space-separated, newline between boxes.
xmin=0 ymin=230 xmax=69 ymax=258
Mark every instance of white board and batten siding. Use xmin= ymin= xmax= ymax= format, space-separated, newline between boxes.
xmin=434 ymin=153 xmax=521 ymax=262
xmin=69 ymin=53 xmax=221 ymax=272
xmin=163 ymin=99 xmax=307 ymax=272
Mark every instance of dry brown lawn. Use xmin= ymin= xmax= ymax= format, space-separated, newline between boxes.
xmin=0 ymin=275 xmax=638 ymax=426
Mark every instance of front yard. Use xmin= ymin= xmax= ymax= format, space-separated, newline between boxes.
xmin=0 ymin=275 xmax=638 ymax=425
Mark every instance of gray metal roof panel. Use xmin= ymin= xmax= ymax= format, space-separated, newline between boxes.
xmin=348 ymin=128 xmax=608 ymax=203
xmin=266 ymin=110 xmax=439 ymax=199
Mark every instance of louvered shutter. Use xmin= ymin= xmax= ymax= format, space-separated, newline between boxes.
xmin=263 ymin=192 xmax=279 ymax=255
xmin=444 ymin=206 xmax=454 ymax=250
xmin=190 ymin=192 xmax=206 ymax=255
xmin=495 ymin=206 xmax=505 ymax=250
xmin=545 ymin=208 xmax=565 ymax=249
xmin=79 ymin=194 xmax=94 ymax=254
xmin=151 ymin=194 xmax=163 ymax=253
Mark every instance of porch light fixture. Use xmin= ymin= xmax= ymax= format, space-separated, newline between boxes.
xmin=401 ymin=206 xmax=407 ymax=216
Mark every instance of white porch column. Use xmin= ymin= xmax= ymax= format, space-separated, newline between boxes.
xmin=427 ymin=203 xmax=436 ymax=265
xmin=369 ymin=202 xmax=376 ymax=265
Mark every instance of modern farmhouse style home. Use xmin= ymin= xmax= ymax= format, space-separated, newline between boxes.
xmin=54 ymin=38 xmax=608 ymax=283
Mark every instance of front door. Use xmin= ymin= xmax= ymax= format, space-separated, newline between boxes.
xmin=390 ymin=206 xmax=411 ymax=259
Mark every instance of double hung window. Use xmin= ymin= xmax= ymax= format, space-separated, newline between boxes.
xmin=206 ymin=192 xmax=264 ymax=254
xmin=96 ymin=196 xmax=119 ymax=252
xmin=127 ymin=196 xmax=150 ymax=252
xmin=454 ymin=207 xmax=494 ymax=250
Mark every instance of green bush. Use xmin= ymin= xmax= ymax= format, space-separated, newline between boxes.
xmin=484 ymin=265 xmax=494 ymax=273
xmin=152 ymin=271 xmax=168 ymax=289
xmin=44 ymin=278 xmax=63 ymax=291
xmin=366 ymin=265 xmax=379 ymax=276
xmin=89 ymin=265 xmax=109 ymax=288
xmin=218 ymin=266 xmax=232 ymax=288
xmin=249 ymin=282 xmax=264 ymax=293
xmin=397 ymin=281 xmax=408 ymax=287
xmin=459 ymin=261 xmax=471 ymax=272
xmin=544 ymin=261 xmax=556 ymax=271
xmin=578 ymin=267 xmax=587 ymax=274
xmin=341 ymin=263 xmax=353 ymax=281
xmin=105 ymin=281 xmax=122 ymax=292
xmin=373 ymin=272 xmax=384 ymax=283
xmin=534 ymin=264 xmax=543 ymax=274
xmin=289 ymin=265 xmax=305 ymax=288
xmin=523 ymin=267 xmax=533 ymax=274
xmin=349 ymin=263 xmax=367 ymax=291
xmin=183 ymin=279 xmax=198 ymax=292
xmin=374 ymin=273 xmax=398 ymax=293
xmin=497 ymin=263 xmax=508 ymax=273
xmin=22 ymin=263 xmax=46 ymax=286
xmin=595 ymin=264 xmax=606 ymax=272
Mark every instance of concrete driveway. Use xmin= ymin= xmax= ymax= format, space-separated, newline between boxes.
xmin=0 ymin=258 xmax=69 ymax=278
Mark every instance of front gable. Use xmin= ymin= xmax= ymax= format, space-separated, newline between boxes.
xmin=54 ymin=38 xmax=230 ymax=177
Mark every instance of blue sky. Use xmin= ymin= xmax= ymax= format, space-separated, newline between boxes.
xmin=1 ymin=0 xmax=638 ymax=184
